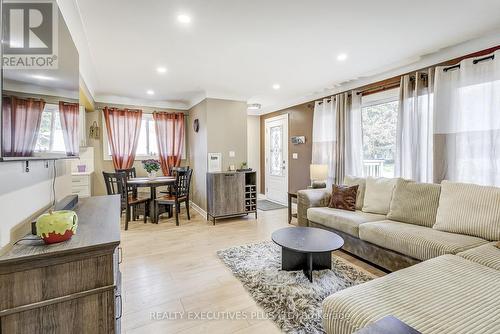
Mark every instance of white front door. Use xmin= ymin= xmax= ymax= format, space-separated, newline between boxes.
xmin=265 ymin=114 xmax=288 ymax=204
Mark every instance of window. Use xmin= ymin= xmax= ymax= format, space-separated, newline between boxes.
xmin=135 ymin=114 xmax=158 ymax=156
xmin=269 ymin=124 xmax=284 ymax=176
xmin=361 ymin=89 xmax=399 ymax=178
xmin=103 ymin=113 xmax=186 ymax=160
xmin=35 ymin=104 xmax=66 ymax=153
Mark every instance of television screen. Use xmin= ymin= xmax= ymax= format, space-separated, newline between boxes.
xmin=1 ymin=0 xmax=80 ymax=160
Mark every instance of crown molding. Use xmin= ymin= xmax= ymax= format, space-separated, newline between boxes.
xmin=93 ymin=94 xmax=190 ymax=110
xmin=256 ymin=29 xmax=500 ymax=115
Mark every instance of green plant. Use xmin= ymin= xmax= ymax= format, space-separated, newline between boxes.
xmin=241 ymin=162 xmax=248 ymax=169
xmin=141 ymin=159 xmax=161 ymax=173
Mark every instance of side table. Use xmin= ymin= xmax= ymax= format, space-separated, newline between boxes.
xmin=288 ymin=192 xmax=297 ymax=224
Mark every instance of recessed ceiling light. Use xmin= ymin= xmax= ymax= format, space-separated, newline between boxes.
xmin=247 ymin=103 xmax=261 ymax=111
xmin=177 ymin=14 xmax=191 ymax=24
xmin=157 ymin=67 xmax=167 ymax=74
xmin=272 ymin=84 xmax=281 ymax=90
xmin=147 ymin=90 xmax=155 ymax=95
xmin=337 ymin=53 xmax=348 ymax=61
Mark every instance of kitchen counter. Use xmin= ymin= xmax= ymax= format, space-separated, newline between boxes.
xmin=71 ymin=171 xmax=94 ymax=176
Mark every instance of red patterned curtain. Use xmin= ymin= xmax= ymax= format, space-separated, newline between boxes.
xmin=59 ymin=101 xmax=80 ymax=156
xmin=153 ymin=112 xmax=185 ymax=175
xmin=103 ymin=107 xmax=143 ymax=169
xmin=2 ymin=96 xmax=45 ymax=157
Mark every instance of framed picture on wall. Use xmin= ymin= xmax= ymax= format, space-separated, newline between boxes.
xmin=208 ymin=153 xmax=222 ymax=172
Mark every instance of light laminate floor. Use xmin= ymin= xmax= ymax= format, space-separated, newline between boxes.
xmin=120 ymin=206 xmax=385 ymax=334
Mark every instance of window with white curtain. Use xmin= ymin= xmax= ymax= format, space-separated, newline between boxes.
xmin=35 ymin=104 xmax=66 ymax=153
xmin=103 ymin=113 xmax=186 ymax=160
xmin=434 ymin=51 xmax=500 ymax=186
xmin=361 ymin=88 xmax=399 ymax=178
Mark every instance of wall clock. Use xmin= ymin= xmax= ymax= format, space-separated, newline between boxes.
xmin=193 ymin=119 xmax=199 ymax=132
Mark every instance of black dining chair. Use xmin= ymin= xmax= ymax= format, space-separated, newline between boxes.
xmin=155 ymin=169 xmax=192 ymax=226
xmin=160 ymin=166 xmax=190 ymax=195
xmin=116 ymin=167 xmax=140 ymax=218
xmin=103 ymin=171 xmax=150 ymax=230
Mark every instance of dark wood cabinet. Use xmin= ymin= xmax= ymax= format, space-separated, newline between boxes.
xmin=206 ymin=171 xmax=257 ymax=223
xmin=0 ymin=196 xmax=122 ymax=334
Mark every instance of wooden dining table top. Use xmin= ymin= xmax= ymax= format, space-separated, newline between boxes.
xmin=126 ymin=176 xmax=175 ymax=186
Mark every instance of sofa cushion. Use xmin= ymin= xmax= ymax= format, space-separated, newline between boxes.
xmin=344 ymin=176 xmax=366 ymax=210
xmin=328 ymin=184 xmax=358 ymax=211
xmin=457 ymin=242 xmax=500 ymax=271
xmin=387 ymin=179 xmax=441 ymax=227
xmin=362 ymin=177 xmax=397 ymax=215
xmin=323 ymin=255 xmax=500 ymax=334
xmin=359 ymin=220 xmax=487 ymax=261
xmin=307 ymin=207 xmax=385 ymax=237
xmin=434 ymin=181 xmax=500 ymax=241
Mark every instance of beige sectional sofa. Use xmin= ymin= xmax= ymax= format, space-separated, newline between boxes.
xmin=297 ymin=177 xmax=500 ymax=334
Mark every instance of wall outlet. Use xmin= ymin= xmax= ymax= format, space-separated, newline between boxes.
xmin=229 ymin=151 xmax=235 ymax=157
xmin=292 ymin=153 xmax=298 ymax=159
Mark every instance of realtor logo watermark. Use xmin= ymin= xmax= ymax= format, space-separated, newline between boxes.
xmin=2 ymin=0 xmax=58 ymax=69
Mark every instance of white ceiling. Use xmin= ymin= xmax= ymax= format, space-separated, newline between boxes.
xmin=67 ymin=0 xmax=500 ymax=111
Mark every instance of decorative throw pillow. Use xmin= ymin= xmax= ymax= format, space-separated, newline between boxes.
xmin=328 ymin=185 xmax=359 ymax=211
xmin=344 ymin=176 xmax=366 ymax=210
xmin=362 ymin=177 xmax=398 ymax=215
xmin=434 ymin=181 xmax=500 ymax=241
xmin=387 ymin=179 xmax=441 ymax=227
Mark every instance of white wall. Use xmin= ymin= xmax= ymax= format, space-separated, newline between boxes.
xmin=0 ymin=160 xmax=72 ymax=248
xmin=247 ymin=115 xmax=261 ymax=193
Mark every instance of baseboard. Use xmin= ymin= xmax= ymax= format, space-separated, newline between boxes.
xmin=189 ymin=200 xmax=207 ymax=219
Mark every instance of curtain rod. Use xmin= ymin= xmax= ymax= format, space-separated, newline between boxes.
xmin=443 ymin=54 xmax=495 ymax=72
xmin=311 ymin=46 xmax=499 ymax=105
xmin=356 ymin=82 xmax=400 ymax=96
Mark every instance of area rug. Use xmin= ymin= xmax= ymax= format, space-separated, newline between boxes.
xmin=217 ymin=241 xmax=375 ymax=334
xmin=257 ymin=200 xmax=287 ymax=211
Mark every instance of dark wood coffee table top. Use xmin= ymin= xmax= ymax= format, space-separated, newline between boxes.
xmin=272 ymin=227 xmax=344 ymax=253
xmin=354 ymin=316 xmax=421 ymax=334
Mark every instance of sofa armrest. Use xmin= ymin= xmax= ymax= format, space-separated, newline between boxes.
xmin=297 ymin=188 xmax=331 ymax=226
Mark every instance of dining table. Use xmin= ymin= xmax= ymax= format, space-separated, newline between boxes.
xmin=127 ymin=176 xmax=175 ymax=224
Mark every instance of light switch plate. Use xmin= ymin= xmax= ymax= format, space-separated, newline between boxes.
xmin=292 ymin=153 xmax=298 ymax=159
xmin=229 ymin=151 xmax=235 ymax=157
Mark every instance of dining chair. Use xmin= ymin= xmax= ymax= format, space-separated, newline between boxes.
xmin=155 ymin=169 xmax=192 ymax=226
xmin=116 ymin=167 xmax=139 ymax=218
xmin=160 ymin=166 xmax=190 ymax=195
xmin=103 ymin=171 xmax=150 ymax=230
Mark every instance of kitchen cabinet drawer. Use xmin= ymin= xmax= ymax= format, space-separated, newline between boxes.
xmin=72 ymin=185 xmax=90 ymax=198
xmin=72 ymin=175 xmax=90 ymax=186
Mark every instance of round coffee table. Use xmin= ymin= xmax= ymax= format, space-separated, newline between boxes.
xmin=271 ymin=227 xmax=344 ymax=282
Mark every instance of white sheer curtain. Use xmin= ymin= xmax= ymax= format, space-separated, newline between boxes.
xmin=433 ymin=50 xmax=500 ymax=186
xmin=312 ymin=98 xmax=336 ymax=186
xmin=345 ymin=91 xmax=364 ymax=177
xmin=395 ymin=69 xmax=434 ymax=182
xmin=312 ymin=92 xmax=364 ymax=186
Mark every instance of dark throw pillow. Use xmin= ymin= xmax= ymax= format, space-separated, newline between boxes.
xmin=328 ymin=184 xmax=359 ymax=211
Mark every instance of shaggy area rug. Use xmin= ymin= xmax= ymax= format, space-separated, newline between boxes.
xmin=217 ymin=241 xmax=375 ymax=334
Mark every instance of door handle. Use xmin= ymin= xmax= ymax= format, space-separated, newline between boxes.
xmin=115 ymin=294 xmax=122 ymax=320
